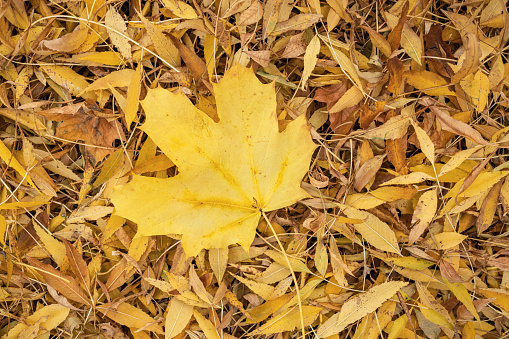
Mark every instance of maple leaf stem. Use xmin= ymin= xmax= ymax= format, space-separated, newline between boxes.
xmin=261 ymin=211 xmax=306 ymax=339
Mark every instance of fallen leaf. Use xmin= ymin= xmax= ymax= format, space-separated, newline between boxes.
xmin=317 ymin=281 xmax=408 ymax=337
xmin=111 ymin=65 xmax=315 ymax=256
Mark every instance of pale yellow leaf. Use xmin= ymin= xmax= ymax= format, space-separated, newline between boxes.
xmin=6 ymin=304 xmax=69 ymax=339
xmin=412 ymin=121 xmax=435 ymax=165
xmin=341 ymin=206 xmax=401 ymax=254
xmin=252 ymin=306 xmax=321 ymax=335
xmin=209 ymin=248 xmax=228 ymax=282
xmin=105 ymin=7 xmax=131 ymax=60
xmin=125 ymin=63 xmax=142 ymax=128
xmin=438 ymin=147 xmax=482 ymax=177
xmin=317 ymin=281 xmax=408 ymax=338
xmin=329 ymin=85 xmax=364 ymax=114
xmin=301 ymin=35 xmax=320 ymax=90
xmin=433 ymin=232 xmax=467 ymax=250
xmin=97 ymin=302 xmax=164 ymax=334
xmin=34 ymin=225 xmax=66 ymax=267
xmin=165 ymin=298 xmax=193 ymax=339
xmin=408 ymin=189 xmax=437 ymax=245
xmin=139 ymin=15 xmax=180 ymax=68
xmin=443 ymin=278 xmax=480 ymax=321
xmin=161 ymin=0 xmax=198 ymax=19
xmin=193 ymin=310 xmax=220 ymax=339
xmin=380 ymin=172 xmax=435 ymax=186
xmin=231 ymin=273 xmax=274 ymax=300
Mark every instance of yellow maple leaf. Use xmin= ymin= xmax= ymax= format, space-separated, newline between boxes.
xmin=111 ymin=65 xmax=316 ymax=256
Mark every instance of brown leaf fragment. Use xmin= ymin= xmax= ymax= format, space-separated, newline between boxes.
xmin=38 ymin=102 xmax=124 ymax=164
xmin=426 ymin=103 xmax=489 ymax=145
xmin=313 ymin=82 xmax=347 ymax=110
xmin=450 ymin=33 xmax=480 ymax=83
xmin=166 ymin=33 xmax=208 ymax=83
xmin=243 ymin=50 xmax=271 ymax=67
xmin=62 ymin=239 xmax=90 ymax=291
xmin=487 ymin=257 xmax=509 ymax=272
xmin=387 ymin=1 xmax=409 ymax=52
xmin=387 ymin=57 xmax=404 ymax=95
xmin=439 ymin=259 xmax=464 ymax=283
xmin=425 ymin=24 xmax=454 ymax=78
xmin=26 ymin=256 xmax=91 ymax=306
xmin=387 ymin=135 xmax=408 ymax=175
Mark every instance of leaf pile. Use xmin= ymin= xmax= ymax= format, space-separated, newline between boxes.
xmin=0 ymin=0 xmax=509 ymax=338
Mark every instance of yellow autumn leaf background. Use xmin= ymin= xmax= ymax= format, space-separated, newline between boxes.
xmin=1 ymin=0 xmax=509 ymax=338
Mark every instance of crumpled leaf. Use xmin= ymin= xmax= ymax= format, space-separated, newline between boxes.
xmin=111 ymin=65 xmax=316 ymax=256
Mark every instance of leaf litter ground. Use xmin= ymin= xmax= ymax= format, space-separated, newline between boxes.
xmin=0 ymin=0 xmax=509 ymax=338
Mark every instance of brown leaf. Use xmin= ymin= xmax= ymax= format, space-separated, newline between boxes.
xmin=313 ymin=83 xmax=347 ymax=110
xmin=387 ymin=57 xmax=404 ymax=95
xmin=477 ymin=179 xmax=503 ymax=233
xmin=387 ymin=1 xmax=409 ymax=51
xmin=425 ymin=102 xmax=489 ymax=146
xmin=439 ymin=259 xmax=464 ymax=283
xmin=38 ymin=102 xmax=124 ymax=164
xmin=62 ymin=239 xmax=90 ymax=291
xmin=26 ymin=256 xmax=91 ymax=306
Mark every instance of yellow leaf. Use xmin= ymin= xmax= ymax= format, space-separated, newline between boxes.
xmin=111 ymin=65 xmax=316 ymax=256
xmin=39 ymin=65 xmax=92 ymax=98
xmin=265 ymin=249 xmax=311 ymax=273
xmin=161 ymin=0 xmax=198 ymax=19
xmin=105 ymin=7 xmax=132 ymax=61
xmin=139 ymin=15 xmax=181 ymax=68
xmin=0 ymin=139 xmax=36 ymax=189
xmin=316 ymin=281 xmax=408 ymax=338
xmin=404 ymin=70 xmax=455 ymax=96
xmin=451 ymin=34 xmax=480 ymax=83
xmin=443 ymin=278 xmax=480 ymax=321
xmin=85 ymin=69 xmax=135 ymax=92
xmin=247 ymin=293 xmax=294 ymax=323
xmin=34 ymin=225 xmax=67 ymax=267
xmin=125 ymin=63 xmax=142 ymax=128
xmin=329 ymin=85 xmax=364 ymax=114
xmin=388 ymin=314 xmax=407 ymax=339
xmin=460 ymin=70 xmax=489 ymax=111
xmin=252 ymin=306 xmax=321 ymax=335
xmin=408 ymin=189 xmax=437 ymax=245
xmin=165 ymin=298 xmax=193 ymax=339
xmin=478 ymin=288 xmax=509 ymax=313
xmin=231 ymin=273 xmax=275 ymax=300
xmin=302 ymin=35 xmax=320 ymax=90
xmin=209 ymin=248 xmax=228 ymax=282
xmin=363 ymin=114 xmax=411 ymax=140
xmin=76 ymin=51 xmax=124 ymax=66
xmin=0 ymin=215 xmax=5 ymax=246
xmin=327 ymin=46 xmax=364 ymax=91
xmin=341 ymin=206 xmax=401 ymax=254
xmin=433 ymin=232 xmax=467 ymax=250
xmin=97 ymin=302 xmax=164 ymax=334
xmin=5 ymin=304 xmax=69 ymax=339
xmin=438 ymin=147 xmax=482 ymax=177
xmin=193 ymin=310 xmax=220 ymax=339
xmin=385 ymin=12 xmax=423 ymax=64
xmin=411 ymin=121 xmax=435 ymax=165
xmin=381 ymin=172 xmax=435 ymax=186
xmin=364 ymin=300 xmax=397 ymax=339
xmin=384 ymin=256 xmax=434 ymax=271
xmin=41 ymin=28 xmax=89 ymax=53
